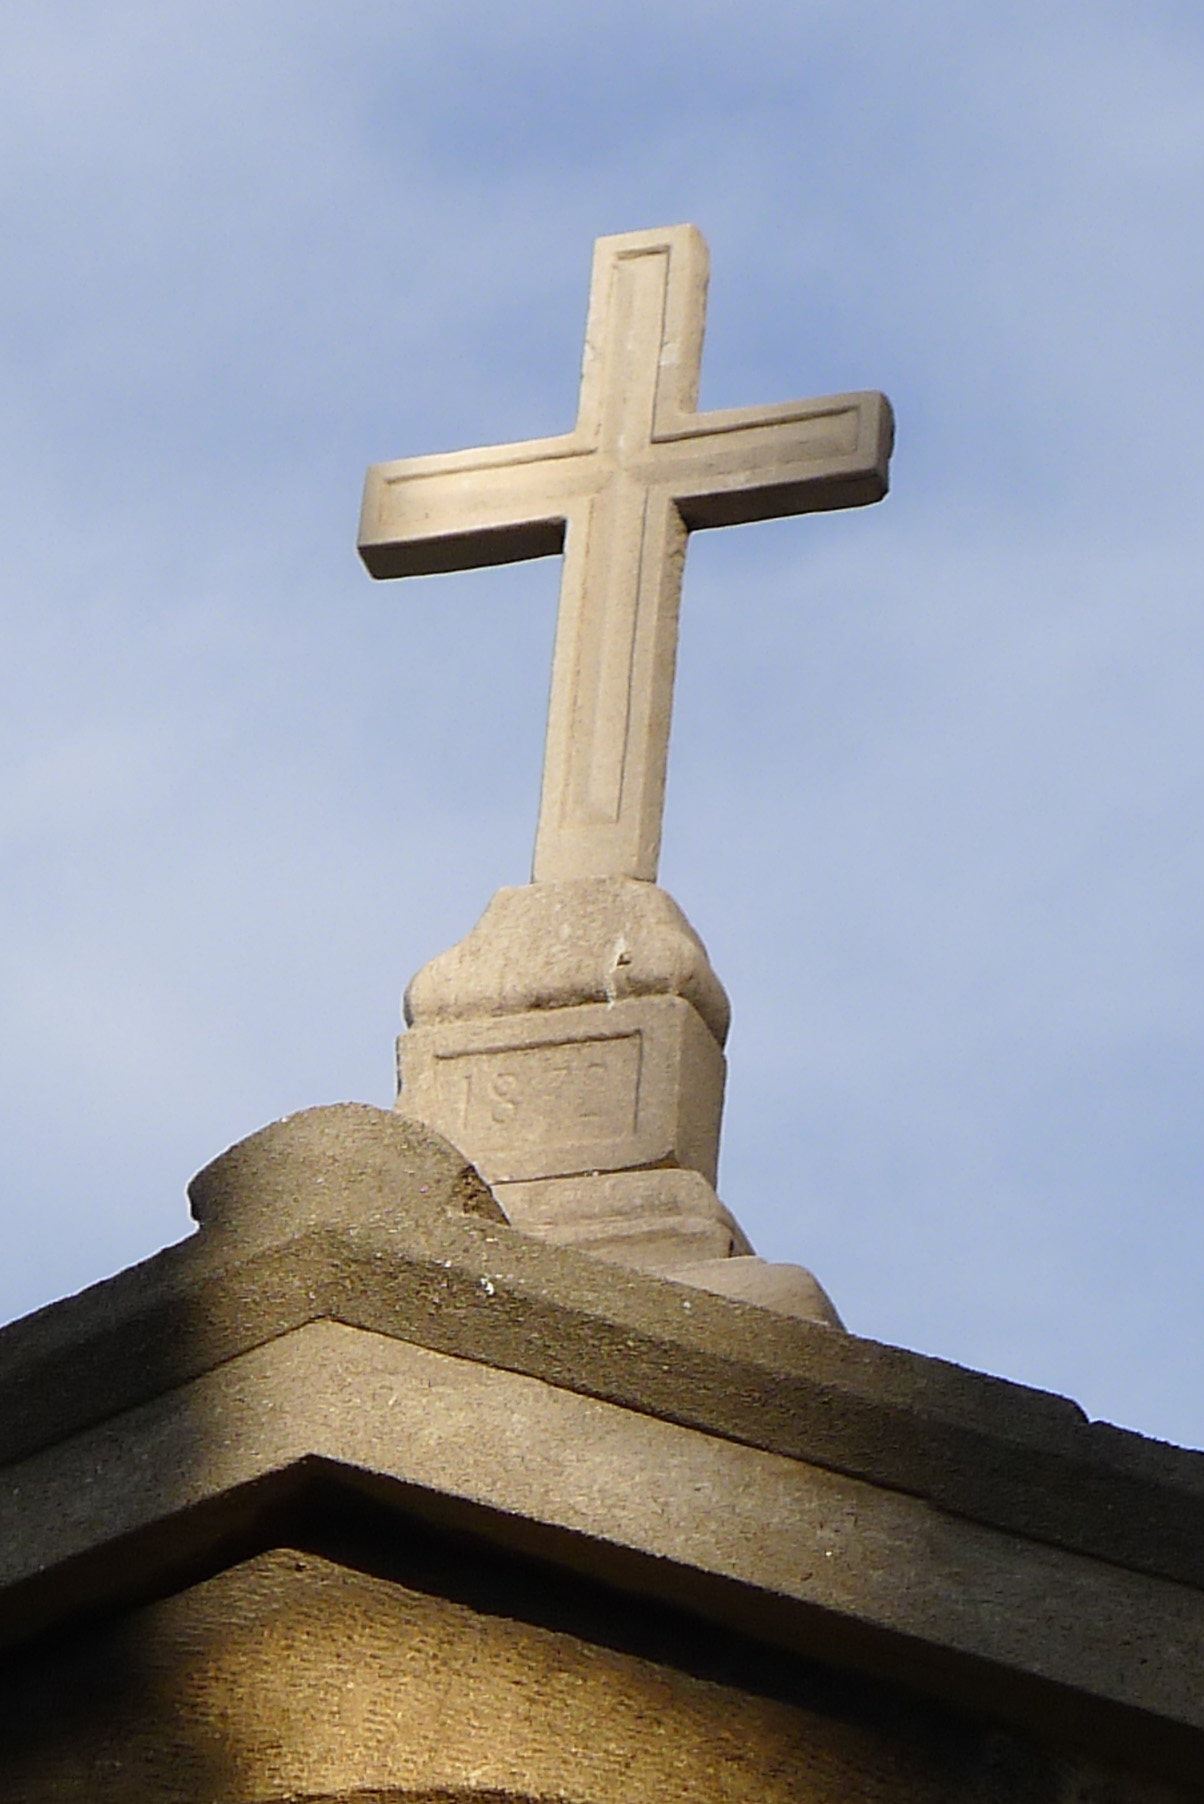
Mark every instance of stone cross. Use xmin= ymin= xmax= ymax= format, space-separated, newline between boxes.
xmin=358 ymin=224 xmax=893 ymax=883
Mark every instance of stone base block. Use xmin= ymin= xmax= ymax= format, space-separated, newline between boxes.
xmin=670 ymin=1254 xmax=845 ymax=1328
xmin=496 ymin=1169 xmax=752 ymax=1274
xmin=396 ymin=994 xmax=725 ymax=1189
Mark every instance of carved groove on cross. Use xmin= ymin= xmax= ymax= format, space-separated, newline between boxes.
xmin=359 ymin=225 xmax=893 ymax=883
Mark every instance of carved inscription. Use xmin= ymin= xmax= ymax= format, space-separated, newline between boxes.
xmin=434 ymin=1031 xmax=643 ymax=1156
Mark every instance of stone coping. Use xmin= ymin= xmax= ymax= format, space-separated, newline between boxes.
xmin=3 ymin=1322 xmax=1202 ymax=1786
xmin=1 ymin=1105 xmax=1201 ymax=1596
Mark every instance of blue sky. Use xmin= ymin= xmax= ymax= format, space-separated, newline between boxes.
xmin=2 ymin=2 xmax=1202 ymax=1446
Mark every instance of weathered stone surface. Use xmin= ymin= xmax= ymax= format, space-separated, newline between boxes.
xmin=188 ymin=1099 xmax=503 ymax=1234
xmin=2 ymin=1545 xmax=1183 ymax=1804
xmin=404 ymin=874 xmax=731 ymax=1046
xmin=497 ymin=1168 xmax=752 ymax=1270
xmin=675 ymin=1252 xmax=844 ymax=1326
xmin=3 ymin=1318 xmax=1204 ymax=1779
xmin=359 ymin=224 xmax=893 ymax=885
xmin=2 ymin=1109 xmax=1204 ymax=1786
xmin=399 ymin=881 xmax=741 ymax=1276
xmin=399 ymin=901 xmax=846 ymax=1295
xmin=1 ymin=1106 xmax=1202 ymax=1604
xmin=497 ymin=1169 xmax=841 ymax=1329
xmin=398 ymin=993 xmax=725 ymax=1187
xmin=393 ymin=986 xmax=834 ymax=1311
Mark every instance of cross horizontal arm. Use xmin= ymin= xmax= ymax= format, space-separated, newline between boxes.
xmin=358 ymin=435 xmax=594 ymax=579
xmin=654 ymin=390 xmax=894 ymax=531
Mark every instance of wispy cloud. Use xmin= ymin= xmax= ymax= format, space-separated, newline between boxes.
xmin=1 ymin=1 xmax=1201 ymax=1444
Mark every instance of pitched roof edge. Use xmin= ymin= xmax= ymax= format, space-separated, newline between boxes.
xmin=1 ymin=1103 xmax=1201 ymax=1591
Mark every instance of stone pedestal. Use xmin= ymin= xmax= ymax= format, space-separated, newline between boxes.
xmin=396 ymin=877 xmax=839 ymax=1324
xmin=500 ymin=1170 xmax=751 ymax=1271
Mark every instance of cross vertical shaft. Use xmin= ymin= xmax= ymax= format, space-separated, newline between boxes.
xmin=535 ymin=235 xmax=693 ymax=882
